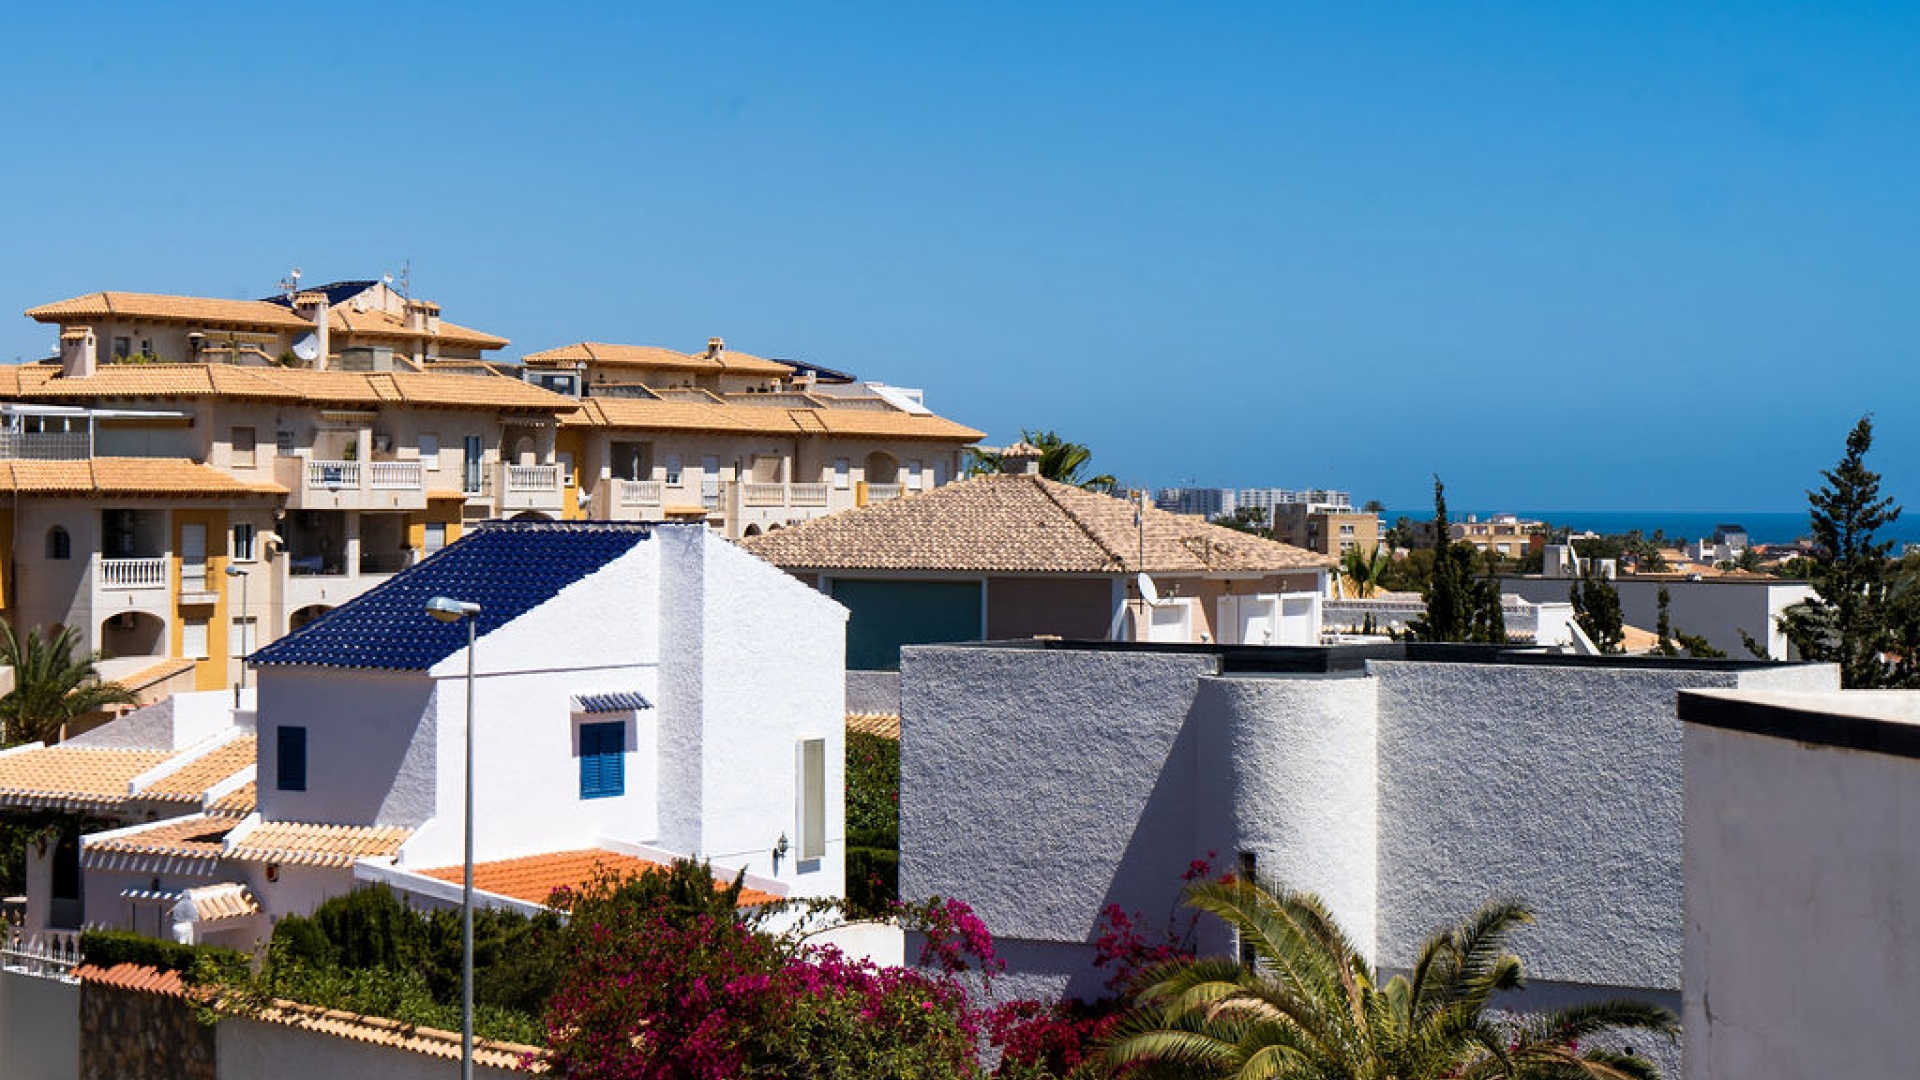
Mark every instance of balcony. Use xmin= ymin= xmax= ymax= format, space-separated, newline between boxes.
xmin=742 ymin=482 xmax=831 ymax=508
xmin=864 ymin=483 xmax=905 ymax=504
xmin=276 ymin=456 xmax=427 ymax=511
xmin=0 ymin=430 xmax=90 ymax=460
xmin=498 ymin=463 xmax=564 ymax=515
xmin=100 ymin=557 xmax=167 ymax=590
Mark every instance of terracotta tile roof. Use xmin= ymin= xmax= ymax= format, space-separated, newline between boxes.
xmin=227 ymin=822 xmax=413 ymax=868
xmin=525 ymin=341 xmax=793 ymax=377
xmin=846 ymin=711 xmax=901 ymax=739
xmin=75 ymin=962 xmax=189 ymax=997
xmin=116 ymin=658 xmax=198 ymax=692
xmin=181 ymin=882 xmax=261 ymax=922
xmin=141 ymin=736 xmax=256 ymax=803
xmin=414 ymin=849 xmax=782 ymax=908
xmin=0 ymin=458 xmax=286 ymax=498
xmin=10 ymin=364 xmax=574 ymax=413
xmin=208 ymin=781 xmax=256 ymax=817
xmin=84 ymin=814 xmax=238 ymax=862
xmin=74 ymin=964 xmax=546 ymax=1071
xmin=28 ymin=293 xmax=312 ymax=330
xmin=0 ymin=746 xmax=172 ymax=810
xmin=249 ymin=999 xmax=546 ymax=1072
xmin=566 ymin=395 xmax=981 ymax=441
xmin=743 ymin=474 xmax=1336 ymax=575
xmin=325 ymin=307 xmax=508 ymax=351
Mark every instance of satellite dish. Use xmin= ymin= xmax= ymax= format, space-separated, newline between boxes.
xmin=291 ymin=332 xmax=319 ymax=362
xmin=1136 ymin=573 xmax=1165 ymax=607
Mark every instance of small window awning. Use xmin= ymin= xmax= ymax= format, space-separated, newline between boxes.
xmin=119 ymin=887 xmax=184 ymax=906
xmin=571 ymin=691 xmax=651 ymax=714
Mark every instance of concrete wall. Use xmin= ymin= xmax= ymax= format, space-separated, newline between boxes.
xmin=216 ymin=1017 xmax=525 ymax=1080
xmin=0 ymin=969 xmax=78 ymax=1080
xmin=1681 ymin=693 xmax=1920 ymax=1080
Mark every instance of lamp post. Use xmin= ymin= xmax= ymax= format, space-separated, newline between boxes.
xmin=425 ymin=595 xmax=482 ymax=1080
xmin=224 ymin=565 xmax=250 ymax=697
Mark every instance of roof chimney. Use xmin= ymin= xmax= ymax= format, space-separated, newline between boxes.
xmin=1000 ymin=441 xmax=1043 ymax=476
xmin=706 ymin=337 xmax=724 ymax=361
xmin=60 ymin=326 xmax=97 ymax=378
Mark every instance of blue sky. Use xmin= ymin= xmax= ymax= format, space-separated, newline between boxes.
xmin=3 ymin=2 xmax=1918 ymax=511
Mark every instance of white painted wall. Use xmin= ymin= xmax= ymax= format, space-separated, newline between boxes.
xmin=216 ymin=1015 xmax=526 ymax=1080
xmin=1682 ymin=693 xmax=1920 ymax=1080
xmin=1501 ymin=576 xmax=1815 ymax=659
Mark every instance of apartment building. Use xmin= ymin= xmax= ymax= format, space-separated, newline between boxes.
xmin=1270 ymin=503 xmax=1381 ymax=557
xmin=529 ymin=340 xmax=983 ymax=536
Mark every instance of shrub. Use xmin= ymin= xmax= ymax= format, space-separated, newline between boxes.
xmin=79 ymin=929 xmax=247 ymax=981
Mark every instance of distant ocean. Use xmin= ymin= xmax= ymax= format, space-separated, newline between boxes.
xmin=1379 ymin=510 xmax=1920 ymax=548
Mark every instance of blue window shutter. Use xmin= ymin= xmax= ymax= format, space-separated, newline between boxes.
xmin=580 ymin=721 xmax=625 ymax=799
xmin=278 ymin=726 xmax=307 ymax=792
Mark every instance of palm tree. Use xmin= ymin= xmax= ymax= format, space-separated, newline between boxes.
xmin=1339 ymin=546 xmax=1391 ymax=599
xmin=968 ymin=429 xmax=1117 ymax=493
xmin=0 ymin=624 xmax=139 ymax=746
xmin=1106 ymin=880 xmax=1676 ymax=1079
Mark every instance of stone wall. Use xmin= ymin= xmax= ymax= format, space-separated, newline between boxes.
xmin=79 ymin=978 xmax=213 ymax=1080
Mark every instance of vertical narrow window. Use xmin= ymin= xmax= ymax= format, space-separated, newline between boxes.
xmin=231 ymin=427 xmax=257 ymax=467
xmin=232 ymin=523 xmax=257 ymax=562
xmin=664 ymin=454 xmax=683 ymax=486
xmin=277 ymin=726 xmax=307 ymax=791
xmin=276 ymin=430 xmax=296 ymax=453
xmin=579 ymin=721 xmax=625 ymax=799
xmin=180 ymin=523 xmax=207 ymax=587
xmin=182 ymin=617 xmax=209 ymax=660
xmin=423 ymin=522 xmax=447 ymax=556
xmin=463 ymin=435 xmax=484 ymax=493
xmin=907 ymin=460 xmax=924 ymax=490
xmin=45 ymin=526 xmax=70 ymax=560
xmin=228 ymin=616 xmax=256 ymax=661
xmin=797 ymin=738 xmax=826 ymax=861
xmin=833 ymin=459 xmax=850 ymax=490
xmin=933 ymin=460 xmax=948 ymax=488
xmin=419 ymin=433 xmax=440 ymax=471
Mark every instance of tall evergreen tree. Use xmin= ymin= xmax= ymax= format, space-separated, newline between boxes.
xmin=1410 ymin=478 xmax=1507 ymax=643
xmin=1569 ymin=565 xmax=1625 ymax=654
xmin=1781 ymin=416 xmax=1902 ymax=687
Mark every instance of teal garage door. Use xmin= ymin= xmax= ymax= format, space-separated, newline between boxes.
xmin=830 ymin=579 xmax=983 ymax=671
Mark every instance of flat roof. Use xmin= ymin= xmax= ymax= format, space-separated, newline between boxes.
xmin=1679 ymin=689 xmax=1920 ymax=760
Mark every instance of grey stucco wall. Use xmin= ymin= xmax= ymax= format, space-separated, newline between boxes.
xmin=0 ymin=969 xmax=78 ymax=1080
xmin=900 ymin=645 xmax=1223 ymax=999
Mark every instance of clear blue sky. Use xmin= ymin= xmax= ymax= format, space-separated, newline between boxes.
xmin=3 ymin=2 xmax=1918 ymax=511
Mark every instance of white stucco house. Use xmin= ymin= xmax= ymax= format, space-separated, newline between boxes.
xmin=1678 ymin=687 xmax=1920 ymax=1080
xmin=66 ymin=520 xmax=847 ymax=947
xmin=899 ymin=639 xmax=1837 ymax=1073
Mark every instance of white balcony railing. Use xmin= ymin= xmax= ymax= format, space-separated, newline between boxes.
xmin=790 ymin=482 xmax=829 ymax=507
xmin=306 ymin=460 xmax=360 ymax=489
xmin=368 ymin=461 xmax=424 ymax=490
xmin=742 ymin=482 xmax=787 ymax=506
xmin=866 ymin=483 xmax=904 ymax=503
xmin=100 ymin=557 xmax=167 ymax=590
xmin=507 ymin=464 xmax=561 ymax=492
xmin=617 ymin=479 xmax=664 ymax=507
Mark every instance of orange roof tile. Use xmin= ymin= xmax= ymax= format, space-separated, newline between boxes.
xmin=208 ymin=781 xmax=256 ymax=817
xmin=115 ymin=658 xmax=198 ymax=692
xmin=227 ymin=822 xmax=412 ymax=868
xmin=0 ymin=746 xmax=172 ymax=810
xmin=11 ymin=364 xmax=574 ymax=413
xmin=248 ymin=999 xmax=546 ymax=1072
xmin=28 ymin=293 xmax=312 ymax=330
xmin=743 ymin=474 xmax=1335 ymax=575
xmin=181 ymin=882 xmax=261 ymax=922
xmin=525 ymin=341 xmax=793 ymax=378
xmin=415 ymin=850 xmax=782 ymax=908
xmin=566 ymin=395 xmax=982 ymax=441
xmin=846 ymin=711 xmax=901 ymax=739
xmin=140 ymin=736 xmax=256 ymax=803
xmin=84 ymin=814 xmax=238 ymax=862
xmin=75 ymin=962 xmax=189 ymax=997
xmin=0 ymin=458 xmax=285 ymax=498
xmin=326 ymin=307 xmax=508 ymax=351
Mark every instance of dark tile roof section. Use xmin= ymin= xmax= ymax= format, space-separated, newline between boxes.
xmin=572 ymin=691 xmax=652 ymax=713
xmin=250 ymin=522 xmax=651 ymax=671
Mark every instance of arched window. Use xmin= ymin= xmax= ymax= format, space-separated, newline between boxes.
xmin=46 ymin=526 xmax=70 ymax=560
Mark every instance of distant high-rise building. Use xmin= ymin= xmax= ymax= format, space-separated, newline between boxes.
xmin=1155 ymin=487 xmax=1236 ymax=519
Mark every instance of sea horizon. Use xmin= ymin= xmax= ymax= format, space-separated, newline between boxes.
xmin=1378 ymin=509 xmax=1920 ymax=548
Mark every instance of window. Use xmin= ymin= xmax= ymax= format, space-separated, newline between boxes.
xmin=182 ymin=617 xmax=209 ymax=660
xmin=112 ymin=337 xmax=131 ymax=359
xmin=664 ymin=454 xmax=683 ymax=486
xmin=231 ymin=427 xmax=257 ymax=467
xmin=579 ymin=721 xmax=625 ymax=799
xmin=463 ymin=435 xmax=484 ymax=493
xmin=423 ymin=522 xmax=447 ymax=556
xmin=907 ymin=460 xmax=924 ymax=490
xmin=933 ymin=461 xmax=948 ymax=487
xmin=797 ymin=738 xmax=826 ymax=860
xmin=277 ymin=726 xmax=307 ymax=792
xmin=232 ymin=523 xmax=256 ymax=562
xmin=180 ymin=524 xmax=206 ymax=587
xmin=418 ymin=433 xmax=440 ymax=471
xmin=45 ymin=526 xmax=69 ymax=560
xmin=832 ymin=459 xmax=850 ymax=490
xmin=229 ymin=616 xmax=256 ymax=661
xmin=276 ymin=430 xmax=296 ymax=453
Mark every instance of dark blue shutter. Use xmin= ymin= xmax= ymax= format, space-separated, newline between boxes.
xmin=277 ymin=726 xmax=307 ymax=792
xmin=580 ymin=721 xmax=624 ymax=799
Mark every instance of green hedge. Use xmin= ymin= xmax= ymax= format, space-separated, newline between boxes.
xmin=79 ymin=929 xmax=248 ymax=980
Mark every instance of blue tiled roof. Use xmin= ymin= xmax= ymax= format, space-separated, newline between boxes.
xmin=258 ymin=280 xmax=381 ymax=308
xmin=571 ymin=691 xmax=652 ymax=713
xmin=250 ymin=522 xmax=651 ymax=671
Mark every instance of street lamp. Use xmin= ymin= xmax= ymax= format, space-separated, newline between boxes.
xmin=224 ymin=565 xmax=250 ymax=697
xmin=425 ymin=596 xmax=482 ymax=1080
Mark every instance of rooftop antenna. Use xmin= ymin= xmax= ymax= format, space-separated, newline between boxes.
xmin=396 ymin=259 xmax=411 ymax=300
xmin=278 ymin=267 xmax=302 ymax=300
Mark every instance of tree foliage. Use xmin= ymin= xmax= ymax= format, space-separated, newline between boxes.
xmin=1781 ymin=416 xmax=1904 ymax=687
xmin=0 ymin=624 xmax=138 ymax=746
xmin=1105 ymin=880 xmax=1676 ymax=1079
xmin=1569 ymin=567 xmax=1625 ymax=654
xmin=1409 ymin=478 xmax=1507 ymax=643
xmin=1338 ymin=545 xmax=1390 ymax=599
xmin=967 ymin=430 xmax=1116 ymax=493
